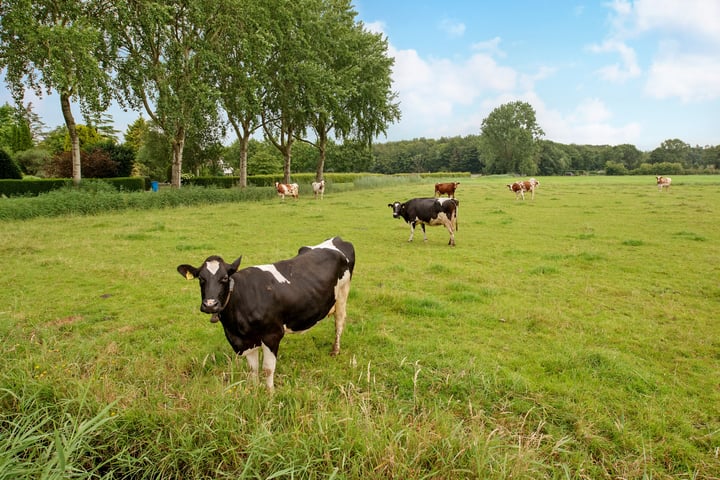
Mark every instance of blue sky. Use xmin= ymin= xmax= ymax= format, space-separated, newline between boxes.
xmin=1 ymin=0 xmax=718 ymax=151
xmin=353 ymin=0 xmax=720 ymax=150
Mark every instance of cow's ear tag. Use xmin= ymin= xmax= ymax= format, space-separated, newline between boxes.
xmin=185 ymin=272 xmax=195 ymax=280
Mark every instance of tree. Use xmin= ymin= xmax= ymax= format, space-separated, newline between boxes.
xmin=210 ymin=0 xmax=269 ymax=187
xmin=124 ymin=117 xmax=149 ymax=155
xmin=260 ymin=0 xmax=318 ymax=184
xmin=300 ymin=2 xmax=400 ymax=182
xmin=0 ymin=0 xmax=114 ymax=186
xmin=649 ymin=138 xmax=690 ymax=167
xmin=110 ymin=0 xmax=222 ymax=188
xmin=480 ymin=101 xmax=544 ymax=175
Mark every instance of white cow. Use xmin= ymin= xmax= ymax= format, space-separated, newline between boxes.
xmin=312 ymin=180 xmax=325 ymax=199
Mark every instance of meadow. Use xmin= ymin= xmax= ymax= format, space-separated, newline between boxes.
xmin=0 ymin=175 xmax=718 ymax=479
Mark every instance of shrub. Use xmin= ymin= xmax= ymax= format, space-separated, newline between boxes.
xmin=0 ymin=149 xmax=23 ymax=179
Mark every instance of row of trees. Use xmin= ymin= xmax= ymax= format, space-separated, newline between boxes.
xmin=0 ymin=0 xmax=400 ymax=187
xmin=1 ymin=96 xmax=718 ymax=180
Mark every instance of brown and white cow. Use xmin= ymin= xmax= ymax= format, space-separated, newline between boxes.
xmin=388 ymin=197 xmax=459 ymax=246
xmin=507 ymin=178 xmax=539 ymax=200
xmin=434 ymin=182 xmax=460 ymax=198
xmin=275 ymin=182 xmax=299 ymax=200
xmin=507 ymin=181 xmax=526 ymax=200
xmin=656 ymin=176 xmax=671 ymax=192
xmin=177 ymin=237 xmax=355 ymax=390
xmin=312 ymin=180 xmax=325 ymax=199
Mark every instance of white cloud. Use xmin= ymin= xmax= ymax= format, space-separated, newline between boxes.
xmin=632 ymin=0 xmax=720 ymax=45
xmin=439 ymin=19 xmax=465 ymax=38
xmin=538 ymin=97 xmax=642 ymax=146
xmin=645 ymin=52 xmax=720 ymax=102
xmin=471 ymin=36 xmax=505 ymax=58
xmin=588 ymin=39 xmax=641 ymax=82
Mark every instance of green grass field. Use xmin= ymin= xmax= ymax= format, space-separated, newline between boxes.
xmin=1 ymin=175 xmax=718 ymax=479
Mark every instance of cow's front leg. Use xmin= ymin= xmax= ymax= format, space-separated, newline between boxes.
xmin=242 ymin=346 xmax=261 ymax=384
xmin=261 ymin=342 xmax=278 ymax=390
xmin=420 ymin=224 xmax=428 ymax=241
xmin=407 ymin=222 xmax=416 ymax=242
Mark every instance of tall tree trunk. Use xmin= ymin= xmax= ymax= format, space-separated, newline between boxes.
xmin=315 ymin=130 xmax=327 ymax=182
xmin=171 ymin=126 xmax=185 ymax=188
xmin=60 ymin=92 xmax=81 ymax=186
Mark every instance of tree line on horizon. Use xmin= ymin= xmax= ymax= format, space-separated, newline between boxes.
xmin=1 ymin=98 xmax=719 ymax=181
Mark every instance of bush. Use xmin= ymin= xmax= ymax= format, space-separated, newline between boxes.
xmin=0 ymin=149 xmax=23 ymax=179
xmin=605 ymin=161 xmax=628 ymax=175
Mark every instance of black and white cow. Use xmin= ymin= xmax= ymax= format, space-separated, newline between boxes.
xmin=388 ymin=197 xmax=459 ymax=246
xmin=177 ymin=236 xmax=355 ymax=389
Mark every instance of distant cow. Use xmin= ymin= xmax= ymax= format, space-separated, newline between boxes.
xmin=388 ymin=197 xmax=459 ymax=246
xmin=177 ymin=237 xmax=355 ymax=390
xmin=312 ymin=180 xmax=325 ymax=199
xmin=656 ymin=176 xmax=671 ymax=191
xmin=434 ymin=182 xmax=460 ymax=198
xmin=275 ymin=182 xmax=299 ymax=199
xmin=507 ymin=178 xmax=539 ymax=200
xmin=507 ymin=181 xmax=526 ymax=200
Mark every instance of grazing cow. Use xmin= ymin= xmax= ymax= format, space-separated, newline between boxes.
xmin=312 ymin=180 xmax=325 ymax=199
xmin=275 ymin=182 xmax=299 ymax=200
xmin=507 ymin=178 xmax=539 ymax=200
xmin=177 ymin=237 xmax=355 ymax=390
xmin=388 ymin=197 xmax=459 ymax=246
xmin=656 ymin=176 xmax=672 ymax=191
xmin=507 ymin=181 xmax=526 ymax=200
xmin=434 ymin=181 xmax=460 ymax=198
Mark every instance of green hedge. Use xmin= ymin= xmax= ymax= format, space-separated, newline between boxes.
xmin=0 ymin=179 xmax=72 ymax=197
xmin=0 ymin=177 xmax=147 ymax=197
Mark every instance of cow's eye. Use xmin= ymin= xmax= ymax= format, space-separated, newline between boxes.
xmin=221 ymin=275 xmax=229 ymax=283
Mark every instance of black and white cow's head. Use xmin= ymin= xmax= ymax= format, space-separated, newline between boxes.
xmin=388 ymin=201 xmax=406 ymax=219
xmin=177 ymin=256 xmax=242 ymax=316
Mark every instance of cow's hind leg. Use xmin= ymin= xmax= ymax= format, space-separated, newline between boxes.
xmin=331 ymin=270 xmax=352 ymax=355
xmin=442 ymin=218 xmax=456 ymax=246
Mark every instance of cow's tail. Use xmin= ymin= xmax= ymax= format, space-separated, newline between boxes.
xmin=453 ymin=199 xmax=459 ymax=231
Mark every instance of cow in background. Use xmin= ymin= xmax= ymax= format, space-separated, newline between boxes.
xmin=507 ymin=181 xmax=526 ymax=200
xmin=388 ymin=197 xmax=459 ymax=246
xmin=177 ymin=237 xmax=355 ymax=390
xmin=507 ymin=178 xmax=540 ymax=200
xmin=312 ymin=180 xmax=325 ymax=199
xmin=656 ymin=176 xmax=672 ymax=191
xmin=275 ymin=182 xmax=299 ymax=200
xmin=434 ymin=182 xmax=460 ymax=198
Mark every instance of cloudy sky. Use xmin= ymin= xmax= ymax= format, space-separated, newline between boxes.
xmin=354 ymin=0 xmax=720 ymax=150
xmin=1 ymin=0 xmax=718 ymax=151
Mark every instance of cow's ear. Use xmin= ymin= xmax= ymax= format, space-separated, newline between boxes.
xmin=387 ymin=203 xmax=393 ymax=208
xmin=227 ymin=256 xmax=242 ymax=275
xmin=177 ymin=264 xmax=198 ymax=280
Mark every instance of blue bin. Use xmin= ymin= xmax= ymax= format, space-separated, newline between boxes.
xmin=151 ymin=181 xmax=159 ymax=192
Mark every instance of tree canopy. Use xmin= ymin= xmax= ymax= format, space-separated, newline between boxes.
xmin=480 ymin=101 xmax=544 ymax=175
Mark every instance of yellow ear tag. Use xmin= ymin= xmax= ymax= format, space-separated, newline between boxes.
xmin=186 ymin=272 xmax=195 ymax=280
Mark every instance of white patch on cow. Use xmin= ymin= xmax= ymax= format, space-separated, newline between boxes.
xmin=304 ymin=238 xmax=347 ymax=259
xmin=205 ymin=260 xmax=220 ymax=275
xmin=436 ymin=197 xmax=453 ymax=205
xmin=255 ymin=264 xmax=290 ymax=284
